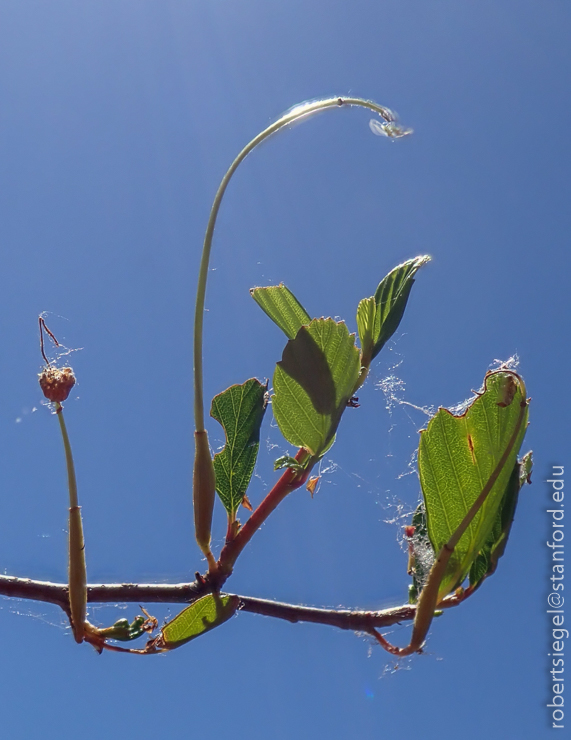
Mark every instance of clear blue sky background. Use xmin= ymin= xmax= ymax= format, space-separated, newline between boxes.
xmin=0 ymin=2 xmax=569 ymax=739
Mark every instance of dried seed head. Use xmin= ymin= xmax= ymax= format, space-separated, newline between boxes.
xmin=39 ymin=366 xmax=76 ymax=403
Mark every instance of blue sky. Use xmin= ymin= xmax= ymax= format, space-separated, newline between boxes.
xmin=0 ymin=2 xmax=569 ymax=738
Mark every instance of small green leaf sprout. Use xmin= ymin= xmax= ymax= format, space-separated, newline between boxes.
xmin=273 ymin=456 xmax=307 ymax=473
xmin=92 ymin=609 xmax=159 ymax=644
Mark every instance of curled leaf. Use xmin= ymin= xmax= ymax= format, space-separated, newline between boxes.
xmin=357 ymin=256 xmax=430 ymax=366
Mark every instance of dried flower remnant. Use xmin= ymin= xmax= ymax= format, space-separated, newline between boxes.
xmin=39 ymin=366 xmax=76 ymax=404
xmin=37 ymin=317 xmax=76 ymax=404
xmin=306 ymin=476 xmax=320 ymax=497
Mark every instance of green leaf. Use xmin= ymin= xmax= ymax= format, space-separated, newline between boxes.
xmin=418 ymin=370 xmax=529 ymax=598
xmin=250 ymin=284 xmax=311 ymax=339
xmin=273 ymin=455 xmax=305 ymax=472
xmin=356 ymin=296 xmax=376 ymax=361
xmin=211 ymin=379 xmax=268 ymax=516
xmin=272 ymin=318 xmax=360 ymax=457
xmin=358 ymin=255 xmax=430 ymax=365
xmin=161 ymin=594 xmax=239 ymax=649
xmin=469 ymin=451 xmax=533 ymax=590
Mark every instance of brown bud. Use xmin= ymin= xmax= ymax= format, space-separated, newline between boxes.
xmin=38 ymin=366 xmax=76 ymax=403
xmin=496 ymin=373 xmax=518 ymax=408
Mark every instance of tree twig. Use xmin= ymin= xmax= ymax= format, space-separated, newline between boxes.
xmin=0 ymin=573 xmax=430 ymax=634
xmin=217 ymin=448 xmax=312 ymax=577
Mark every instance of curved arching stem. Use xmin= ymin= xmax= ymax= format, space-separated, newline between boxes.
xmin=193 ymin=96 xmax=408 ymax=431
xmin=192 ymin=96 xmax=411 ymax=568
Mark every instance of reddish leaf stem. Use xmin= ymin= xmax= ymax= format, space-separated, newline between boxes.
xmin=217 ymin=448 xmax=312 ymax=579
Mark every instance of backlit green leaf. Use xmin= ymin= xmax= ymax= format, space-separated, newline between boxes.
xmin=161 ymin=594 xmax=239 ymax=649
xmin=211 ymin=379 xmax=268 ymax=516
xmin=418 ymin=370 xmax=529 ymax=598
xmin=272 ymin=318 xmax=360 ymax=457
xmin=356 ymin=296 xmax=376 ymax=361
xmin=469 ymin=451 xmax=533 ymax=590
xmin=358 ymin=255 xmax=430 ymax=365
xmin=273 ymin=455 xmax=305 ymax=472
xmin=250 ymin=284 xmax=311 ymax=339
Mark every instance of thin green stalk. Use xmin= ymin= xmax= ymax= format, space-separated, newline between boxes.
xmin=56 ymin=403 xmax=87 ymax=643
xmin=192 ymin=96 xmax=410 ymax=564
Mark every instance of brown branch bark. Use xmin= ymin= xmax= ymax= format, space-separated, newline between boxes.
xmin=237 ymin=596 xmax=417 ymax=631
xmin=0 ymin=573 xmax=421 ymax=633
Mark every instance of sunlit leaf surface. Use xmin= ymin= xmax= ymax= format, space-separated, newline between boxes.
xmin=272 ymin=318 xmax=360 ymax=457
xmin=357 ymin=255 xmax=430 ymax=364
xmin=250 ymin=283 xmax=311 ymax=339
xmin=211 ymin=379 xmax=268 ymax=516
xmin=418 ymin=371 xmax=528 ymax=597
xmin=161 ymin=595 xmax=239 ymax=649
xmin=468 ymin=451 xmax=532 ymax=590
